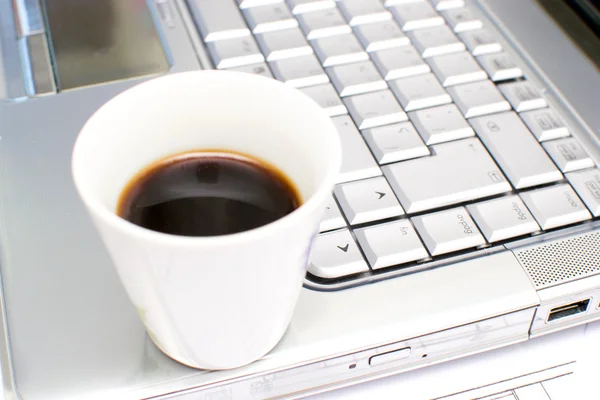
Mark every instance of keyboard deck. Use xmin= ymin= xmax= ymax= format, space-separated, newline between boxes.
xmin=187 ymin=0 xmax=600 ymax=287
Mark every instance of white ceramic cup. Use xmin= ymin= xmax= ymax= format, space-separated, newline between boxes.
xmin=72 ymin=70 xmax=341 ymax=370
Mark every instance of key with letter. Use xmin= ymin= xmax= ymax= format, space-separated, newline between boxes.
xmin=237 ymin=0 xmax=282 ymax=8
xmin=299 ymin=83 xmax=347 ymax=116
xmin=256 ymin=27 xmax=312 ymax=61
xmin=458 ymin=29 xmax=502 ymax=56
xmin=520 ymin=184 xmax=591 ymax=230
xmin=389 ymin=2 xmax=444 ymax=31
xmin=447 ymin=80 xmax=511 ymax=118
xmin=297 ymin=8 xmax=351 ymax=39
xmin=334 ymin=176 xmax=404 ymax=224
xmin=270 ymin=54 xmax=329 ymax=87
xmin=498 ymin=81 xmax=547 ymax=112
xmin=243 ymin=4 xmax=298 ymax=33
xmin=372 ymin=45 xmax=431 ymax=81
xmin=287 ymin=0 xmax=335 ymax=15
xmin=431 ymin=0 xmax=465 ymax=10
xmin=344 ymin=89 xmax=407 ymax=129
xmin=470 ymin=112 xmax=563 ymax=188
xmin=338 ymin=0 xmax=392 ymax=26
xmin=467 ymin=195 xmax=540 ymax=242
xmin=308 ymin=229 xmax=369 ymax=278
xmin=313 ymin=34 xmax=368 ymax=67
xmin=567 ymin=168 xmax=600 ymax=217
xmin=477 ymin=52 xmax=523 ymax=82
xmin=355 ymin=220 xmax=429 ymax=269
xmin=412 ymin=207 xmax=486 ymax=256
xmin=441 ymin=8 xmax=483 ymax=32
xmin=543 ymin=137 xmax=595 ymax=173
xmin=327 ymin=61 xmax=387 ymax=97
xmin=389 ymin=73 xmax=452 ymax=111
xmin=520 ymin=108 xmax=570 ymax=142
xmin=226 ymin=62 xmax=274 ymax=78
xmin=207 ymin=37 xmax=265 ymax=69
xmin=383 ymin=137 xmax=511 ymax=213
xmin=188 ymin=0 xmax=250 ymax=42
xmin=332 ymin=116 xmax=382 ymax=183
xmin=362 ymin=122 xmax=430 ymax=164
xmin=320 ymin=195 xmax=346 ymax=232
xmin=407 ymin=25 xmax=466 ymax=58
xmin=409 ymin=104 xmax=474 ymax=145
xmin=427 ymin=51 xmax=487 ymax=87
xmin=354 ymin=20 xmax=410 ymax=52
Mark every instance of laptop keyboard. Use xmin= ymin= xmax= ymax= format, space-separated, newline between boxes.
xmin=187 ymin=0 xmax=600 ymax=286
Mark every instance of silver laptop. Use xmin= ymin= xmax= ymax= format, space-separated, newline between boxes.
xmin=1 ymin=0 xmax=599 ymax=398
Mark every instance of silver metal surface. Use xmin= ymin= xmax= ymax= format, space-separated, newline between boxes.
xmin=362 ymin=121 xmax=430 ymax=164
xmin=19 ymin=33 xmax=55 ymax=96
xmin=297 ymin=8 xmax=351 ymax=39
xmin=520 ymin=108 xmax=570 ymax=142
xmin=242 ymin=3 xmax=298 ymax=33
xmin=371 ymin=45 xmax=431 ymax=81
xmin=520 ymin=184 xmax=591 ymax=230
xmin=298 ymin=83 xmax=347 ymax=116
xmin=255 ymin=27 xmax=312 ymax=61
xmin=389 ymin=2 xmax=444 ymax=31
xmin=353 ymin=20 xmax=409 ymax=52
xmin=412 ymin=206 xmax=486 ymax=256
xmin=383 ymin=137 xmax=511 ymax=213
xmin=354 ymin=219 xmax=428 ymax=269
xmin=13 ymin=0 xmax=45 ymax=37
xmin=427 ymin=51 xmax=487 ymax=87
xmin=408 ymin=103 xmax=475 ymax=145
xmin=566 ymin=168 xmax=600 ymax=217
xmin=389 ymin=72 xmax=452 ymax=111
xmin=477 ymin=52 xmax=523 ymax=81
xmin=308 ymin=229 xmax=369 ymax=278
xmin=467 ymin=195 xmax=540 ymax=242
xmin=543 ymin=138 xmax=594 ymax=173
xmin=407 ymin=25 xmax=466 ymax=58
xmin=470 ymin=112 xmax=563 ymax=189
xmin=458 ymin=28 xmax=502 ymax=56
xmin=327 ymin=60 xmax=387 ymax=97
xmin=331 ymin=115 xmax=382 ymax=183
xmin=441 ymin=7 xmax=483 ymax=32
xmin=447 ymin=79 xmax=510 ymax=117
xmin=319 ymin=195 xmax=347 ymax=232
xmin=187 ymin=0 xmax=250 ymax=41
xmin=337 ymin=0 xmax=392 ymax=26
xmin=498 ymin=80 xmax=547 ymax=112
xmin=269 ymin=54 xmax=328 ymax=87
xmin=312 ymin=33 xmax=368 ymax=67
xmin=343 ymin=89 xmax=407 ymax=129
xmin=334 ymin=177 xmax=404 ymax=225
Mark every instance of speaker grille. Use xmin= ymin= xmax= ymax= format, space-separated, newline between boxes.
xmin=513 ymin=231 xmax=600 ymax=289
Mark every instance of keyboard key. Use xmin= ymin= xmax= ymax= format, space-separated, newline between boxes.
xmin=354 ymin=20 xmax=410 ymax=52
xmin=332 ymin=116 xmax=382 ymax=183
xmin=431 ymin=0 xmax=465 ymax=10
xmin=543 ymin=138 xmax=595 ymax=173
xmin=409 ymin=103 xmax=474 ymax=145
xmin=371 ymin=45 xmax=431 ymax=80
xmin=407 ymin=25 xmax=466 ymax=58
xmin=207 ymin=37 xmax=265 ymax=68
xmin=299 ymin=83 xmax=347 ymax=116
xmin=566 ymin=168 xmax=600 ymax=217
xmin=412 ymin=207 xmax=486 ymax=256
xmin=188 ymin=0 xmax=250 ymax=42
xmin=334 ymin=176 xmax=404 ymax=224
xmin=270 ymin=54 xmax=329 ymax=87
xmin=520 ymin=108 xmax=570 ymax=142
xmin=354 ymin=220 xmax=429 ymax=269
xmin=362 ymin=121 xmax=430 ymax=164
xmin=312 ymin=34 xmax=368 ymax=66
xmin=297 ymin=8 xmax=351 ymax=39
xmin=477 ymin=52 xmax=523 ymax=82
xmin=498 ymin=81 xmax=546 ymax=112
xmin=338 ymin=0 xmax=392 ymax=26
xmin=237 ymin=0 xmax=283 ymax=8
xmin=447 ymin=80 xmax=510 ymax=118
xmin=389 ymin=73 xmax=452 ymax=111
xmin=308 ymin=229 xmax=369 ymax=278
xmin=243 ymin=3 xmax=298 ymax=33
xmin=344 ymin=90 xmax=407 ymax=129
xmin=441 ymin=8 xmax=483 ymax=32
xmin=467 ymin=196 xmax=540 ymax=242
xmin=327 ymin=61 xmax=387 ymax=97
xmin=520 ymin=184 xmax=591 ymax=230
xmin=320 ymin=195 xmax=347 ymax=231
xmin=470 ymin=112 xmax=563 ymax=189
xmin=287 ymin=0 xmax=335 ymax=14
xmin=389 ymin=2 xmax=444 ymax=31
xmin=225 ymin=62 xmax=274 ymax=78
xmin=458 ymin=29 xmax=502 ymax=56
xmin=427 ymin=51 xmax=487 ymax=86
xmin=256 ymin=27 xmax=312 ymax=61
xmin=383 ymin=137 xmax=511 ymax=213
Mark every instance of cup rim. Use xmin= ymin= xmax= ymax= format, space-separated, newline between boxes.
xmin=72 ymin=70 xmax=342 ymax=247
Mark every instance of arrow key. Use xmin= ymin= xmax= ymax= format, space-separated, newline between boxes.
xmin=308 ymin=229 xmax=369 ymax=279
xmin=334 ymin=176 xmax=404 ymax=225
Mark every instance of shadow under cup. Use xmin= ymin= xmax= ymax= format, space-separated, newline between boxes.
xmin=71 ymin=70 xmax=342 ymax=370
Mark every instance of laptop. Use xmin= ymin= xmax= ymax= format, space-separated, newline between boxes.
xmin=1 ymin=0 xmax=599 ymax=398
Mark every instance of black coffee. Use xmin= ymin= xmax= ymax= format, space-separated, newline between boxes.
xmin=117 ymin=151 xmax=301 ymax=236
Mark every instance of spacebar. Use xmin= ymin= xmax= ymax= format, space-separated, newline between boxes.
xmin=382 ymin=137 xmax=512 ymax=213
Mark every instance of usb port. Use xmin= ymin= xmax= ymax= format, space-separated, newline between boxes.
xmin=547 ymin=299 xmax=590 ymax=322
